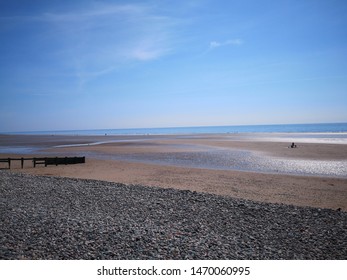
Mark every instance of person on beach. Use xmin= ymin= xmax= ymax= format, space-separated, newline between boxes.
xmin=290 ymin=142 xmax=297 ymax=148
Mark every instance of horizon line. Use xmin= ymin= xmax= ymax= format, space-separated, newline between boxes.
xmin=2 ymin=121 xmax=347 ymax=135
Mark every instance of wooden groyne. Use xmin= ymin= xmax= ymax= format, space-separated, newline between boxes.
xmin=0 ymin=156 xmax=85 ymax=169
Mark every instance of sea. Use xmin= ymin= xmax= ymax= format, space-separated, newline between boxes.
xmin=5 ymin=122 xmax=347 ymax=136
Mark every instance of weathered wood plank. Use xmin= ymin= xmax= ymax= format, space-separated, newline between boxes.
xmin=0 ymin=157 xmax=85 ymax=169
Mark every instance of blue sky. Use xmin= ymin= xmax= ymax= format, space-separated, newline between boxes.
xmin=1 ymin=0 xmax=347 ymax=132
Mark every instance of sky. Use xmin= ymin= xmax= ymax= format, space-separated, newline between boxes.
xmin=1 ymin=0 xmax=347 ymax=132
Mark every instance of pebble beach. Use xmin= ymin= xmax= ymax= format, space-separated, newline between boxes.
xmin=1 ymin=171 xmax=346 ymax=260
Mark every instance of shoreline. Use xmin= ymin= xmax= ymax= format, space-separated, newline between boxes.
xmin=1 ymin=134 xmax=347 ymax=211
xmin=2 ymin=158 xmax=347 ymax=211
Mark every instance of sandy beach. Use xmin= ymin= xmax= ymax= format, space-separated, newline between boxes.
xmin=1 ymin=134 xmax=347 ymax=211
xmin=1 ymin=133 xmax=347 ymax=259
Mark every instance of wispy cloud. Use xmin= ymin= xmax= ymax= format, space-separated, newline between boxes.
xmin=41 ymin=4 xmax=145 ymax=23
xmin=1 ymin=2 xmax=182 ymax=90
xmin=129 ymin=44 xmax=171 ymax=61
xmin=42 ymin=3 xmax=174 ymax=58
xmin=26 ymin=3 xmax=183 ymax=85
xmin=209 ymin=39 xmax=244 ymax=49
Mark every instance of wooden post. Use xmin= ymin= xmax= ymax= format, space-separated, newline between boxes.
xmin=1 ymin=156 xmax=85 ymax=169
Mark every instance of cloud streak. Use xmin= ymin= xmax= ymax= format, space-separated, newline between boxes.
xmin=209 ymin=39 xmax=244 ymax=49
xmin=41 ymin=4 xmax=145 ymax=23
xmin=0 ymin=2 xmax=184 ymax=92
xmin=27 ymin=3 xmax=182 ymax=85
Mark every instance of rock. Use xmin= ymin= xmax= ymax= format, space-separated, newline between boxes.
xmin=1 ymin=170 xmax=346 ymax=259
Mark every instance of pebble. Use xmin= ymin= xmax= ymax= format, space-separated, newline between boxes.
xmin=0 ymin=170 xmax=346 ymax=259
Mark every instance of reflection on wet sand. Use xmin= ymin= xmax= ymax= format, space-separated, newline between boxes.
xmin=68 ymin=144 xmax=347 ymax=178
xmin=1 ymin=133 xmax=347 ymax=178
xmin=2 ymin=134 xmax=347 ymax=210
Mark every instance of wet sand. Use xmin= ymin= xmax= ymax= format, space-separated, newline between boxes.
xmin=1 ymin=134 xmax=347 ymax=211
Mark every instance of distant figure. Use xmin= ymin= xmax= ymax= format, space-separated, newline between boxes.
xmin=290 ymin=142 xmax=297 ymax=148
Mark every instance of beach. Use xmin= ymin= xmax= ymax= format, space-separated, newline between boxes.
xmin=1 ymin=133 xmax=347 ymax=259
xmin=1 ymin=133 xmax=347 ymax=211
xmin=1 ymin=171 xmax=346 ymax=259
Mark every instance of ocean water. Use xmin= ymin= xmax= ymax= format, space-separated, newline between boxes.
xmin=6 ymin=122 xmax=347 ymax=136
